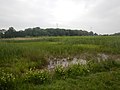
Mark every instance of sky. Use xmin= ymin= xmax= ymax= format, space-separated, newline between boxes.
xmin=0 ymin=0 xmax=120 ymax=34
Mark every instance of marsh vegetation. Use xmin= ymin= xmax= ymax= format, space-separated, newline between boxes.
xmin=0 ymin=36 xmax=120 ymax=90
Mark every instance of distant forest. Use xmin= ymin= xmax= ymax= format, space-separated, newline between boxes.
xmin=0 ymin=27 xmax=119 ymax=38
xmin=1 ymin=27 xmax=119 ymax=38
xmin=0 ymin=27 xmax=99 ymax=38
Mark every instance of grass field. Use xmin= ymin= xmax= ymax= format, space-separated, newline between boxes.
xmin=0 ymin=36 xmax=120 ymax=90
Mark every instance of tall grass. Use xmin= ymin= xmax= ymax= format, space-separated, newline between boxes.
xmin=0 ymin=36 xmax=120 ymax=90
xmin=0 ymin=36 xmax=120 ymax=61
xmin=0 ymin=36 xmax=120 ymax=68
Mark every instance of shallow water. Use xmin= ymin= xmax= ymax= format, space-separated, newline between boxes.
xmin=47 ymin=53 xmax=110 ymax=70
xmin=48 ymin=57 xmax=87 ymax=69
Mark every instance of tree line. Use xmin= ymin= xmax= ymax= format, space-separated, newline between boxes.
xmin=0 ymin=27 xmax=98 ymax=38
xmin=112 ymin=32 xmax=120 ymax=36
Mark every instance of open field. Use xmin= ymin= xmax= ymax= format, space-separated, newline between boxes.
xmin=0 ymin=36 xmax=120 ymax=90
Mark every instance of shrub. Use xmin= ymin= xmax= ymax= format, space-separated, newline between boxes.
xmin=54 ymin=64 xmax=89 ymax=79
xmin=54 ymin=66 xmax=66 ymax=79
xmin=88 ymin=60 xmax=120 ymax=73
xmin=0 ymin=70 xmax=16 ymax=90
xmin=66 ymin=64 xmax=89 ymax=78
xmin=25 ymin=69 xmax=50 ymax=84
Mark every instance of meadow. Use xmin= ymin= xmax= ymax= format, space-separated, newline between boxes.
xmin=0 ymin=36 xmax=120 ymax=90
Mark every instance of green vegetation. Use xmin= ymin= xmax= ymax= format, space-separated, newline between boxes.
xmin=0 ymin=27 xmax=97 ymax=38
xmin=0 ymin=36 xmax=120 ymax=90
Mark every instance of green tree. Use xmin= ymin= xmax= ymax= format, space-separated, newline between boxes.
xmin=4 ymin=27 xmax=16 ymax=38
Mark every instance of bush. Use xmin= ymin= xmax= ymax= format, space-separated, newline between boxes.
xmin=0 ymin=70 xmax=16 ymax=90
xmin=54 ymin=66 xmax=66 ymax=79
xmin=25 ymin=69 xmax=50 ymax=84
xmin=54 ymin=65 xmax=89 ymax=79
xmin=88 ymin=60 xmax=120 ymax=73
xmin=66 ymin=64 xmax=89 ymax=78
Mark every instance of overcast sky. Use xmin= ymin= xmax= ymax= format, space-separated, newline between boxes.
xmin=0 ymin=0 xmax=120 ymax=34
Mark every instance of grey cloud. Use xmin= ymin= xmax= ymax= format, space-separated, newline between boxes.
xmin=0 ymin=0 xmax=120 ymax=34
xmin=71 ymin=0 xmax=120 ymax=34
